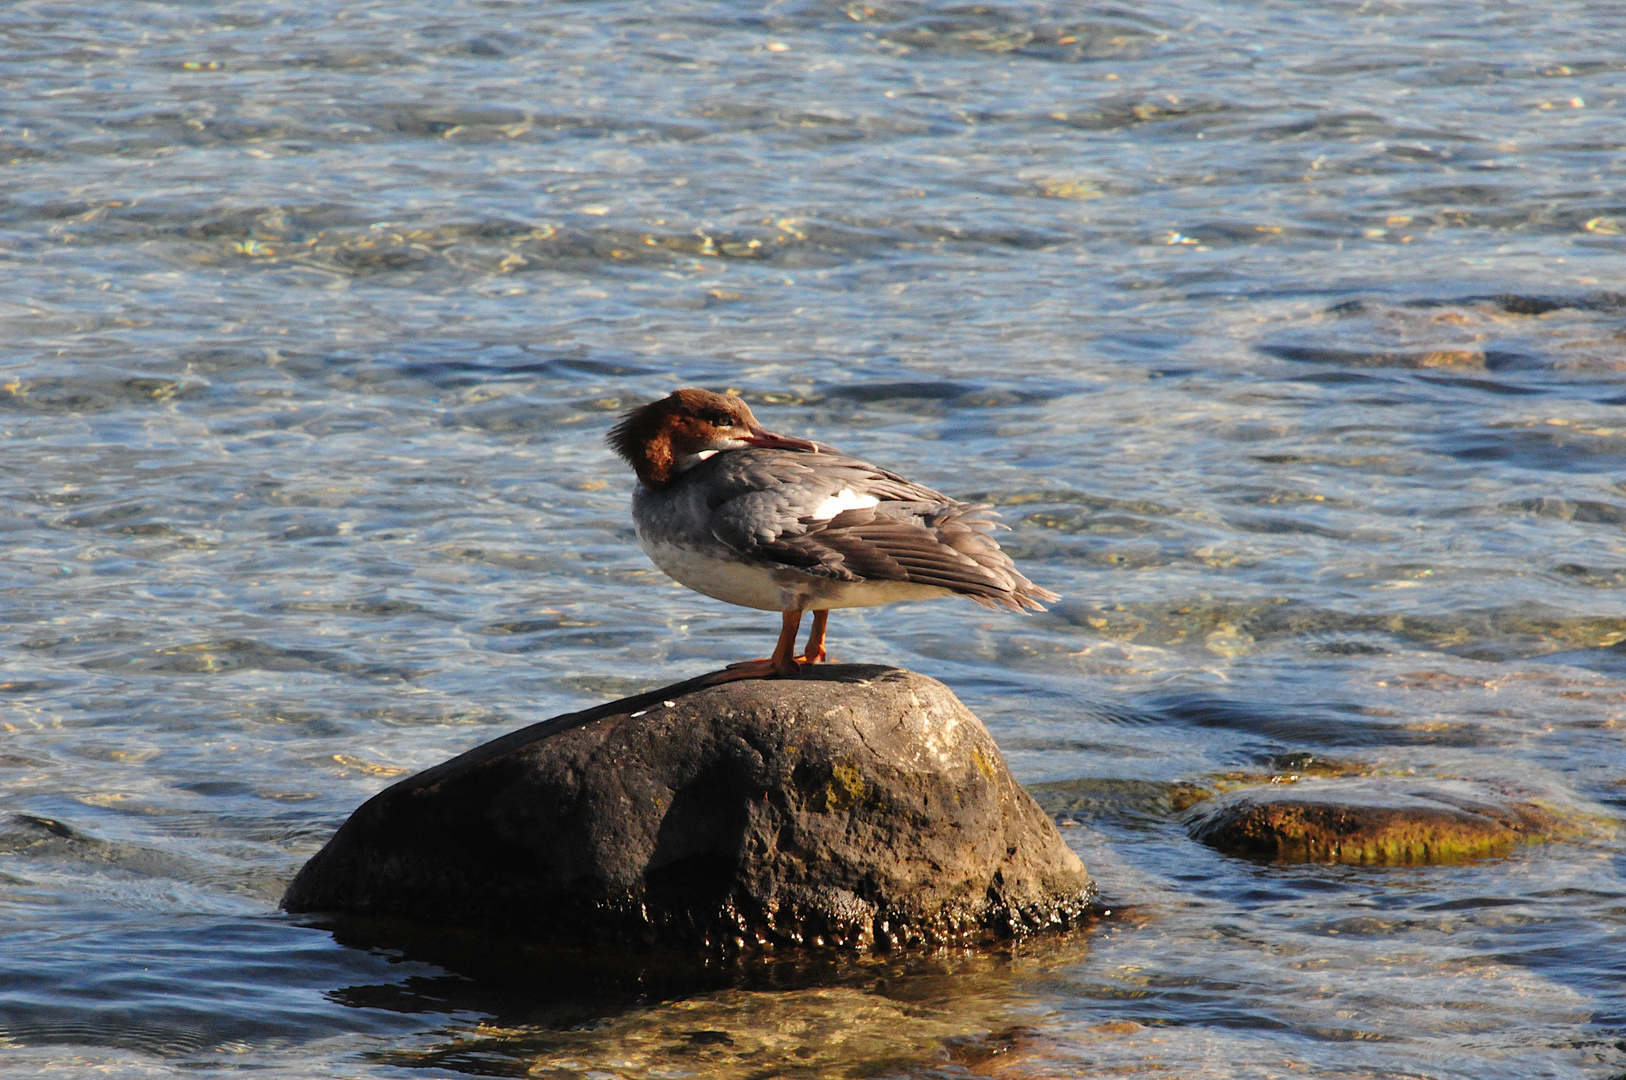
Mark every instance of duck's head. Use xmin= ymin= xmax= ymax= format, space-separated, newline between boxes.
xmin=607 ymin=388 xmax=818 ymax=488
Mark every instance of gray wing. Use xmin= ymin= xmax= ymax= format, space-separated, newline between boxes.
xmin=703 ymin=449 xmax=1058 ymax=611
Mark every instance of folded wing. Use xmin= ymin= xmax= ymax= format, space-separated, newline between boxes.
xmin=705 ymin=450 xmax=1057 ymax=611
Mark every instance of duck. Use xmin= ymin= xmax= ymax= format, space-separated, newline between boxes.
xmin=607 ymin=388 xmax=1058 ymax=683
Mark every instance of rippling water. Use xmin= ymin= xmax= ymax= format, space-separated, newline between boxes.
xmin=4 ymin=0 xmax=1626 ymax=1075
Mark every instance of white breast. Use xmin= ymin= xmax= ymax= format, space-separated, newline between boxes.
xmin=639 ymin=537 xmax=795 ymax=611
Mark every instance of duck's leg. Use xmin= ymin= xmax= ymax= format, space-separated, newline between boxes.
xmin=700 ymin=609 xmax=804 ymax=685
xmin=802 ymin=610 xmax=828 ymax=664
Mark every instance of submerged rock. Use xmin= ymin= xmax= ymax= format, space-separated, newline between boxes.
xmin=1188 ymin=778 xmax=1562 ymax=865
xmin=364 ymin=935 xmax=1093 ymax=1080
xmin=282 ymin=665 xmax=1093 ymax=949
xmin=1029 ymin=777 xmax=1214 ymax=827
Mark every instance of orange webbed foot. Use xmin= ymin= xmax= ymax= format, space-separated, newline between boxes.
xmin=698 ymin=656 xmax=802 ymax=686
xmin=697 ymin=610 xmax=826 ymax=686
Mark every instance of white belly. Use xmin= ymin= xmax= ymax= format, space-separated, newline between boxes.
xmin=641 ymin=539 xmax=790 ymax=611
xmin=639 ymin=538 xmax=950 ymax=612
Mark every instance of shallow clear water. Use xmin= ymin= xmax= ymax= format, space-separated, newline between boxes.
xmin=3 ymin=0 xmax=1626 ymax=1075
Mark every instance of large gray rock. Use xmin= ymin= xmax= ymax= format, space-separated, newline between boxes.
xmin=282 ymin=665 xmax=1093 ymax=950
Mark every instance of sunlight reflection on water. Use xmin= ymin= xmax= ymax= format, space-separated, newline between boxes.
xmin=3 ymin=0 xmax=1626 ymax=1075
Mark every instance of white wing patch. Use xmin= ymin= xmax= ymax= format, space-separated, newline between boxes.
xmin=808 ymin=488 xmax=880 ymax=521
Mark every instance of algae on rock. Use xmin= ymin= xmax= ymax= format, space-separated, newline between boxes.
xmin=1188 ymin=778 xmax=1577 ymax=865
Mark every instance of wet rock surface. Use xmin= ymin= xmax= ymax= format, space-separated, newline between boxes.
xmin=282 ymin=665 xmax=1094 ymax=949
xmin=1188 ymin=778 xmax=1564 ymax=865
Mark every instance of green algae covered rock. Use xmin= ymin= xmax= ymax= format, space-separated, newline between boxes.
xmin=1188 ymin=778 xmax=1566 ymax=865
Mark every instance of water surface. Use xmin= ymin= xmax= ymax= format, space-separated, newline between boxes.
xmin=3 ymin=0 xmax=1626 ymax=1076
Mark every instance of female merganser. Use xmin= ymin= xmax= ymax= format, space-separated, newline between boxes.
xmin=608 ymin=388 xmax=1058 ymax=683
